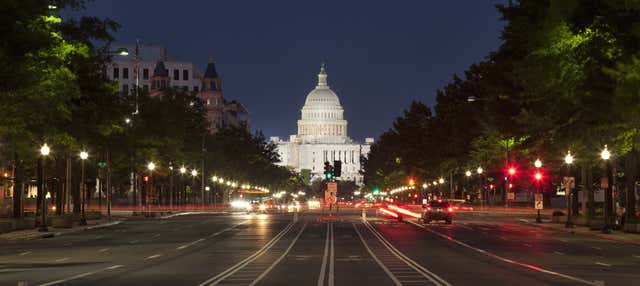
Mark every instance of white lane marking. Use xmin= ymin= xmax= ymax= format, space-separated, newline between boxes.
xmin=633 ymin=255 xmax=640 ymax=259
xmin=317 ymin=223 xmax=330 ymax=286
xmin=129 ymin=240 xmax=139 ymax=244
xmin=152 ymin=233 xmax=161 ymax=238
xmin=556 ymin=238 xmax=569 ymax=243
xmin=145 ymin=254 xmax=162 ymax=260
xmin=249 ymin=222 xmax=308 ymax=286
xmin=197 ymin=221 xmax=295 ymax=286
xmin=36 ymin=265 xmax=123 ymax=286
xmin=19 ymin=251 xmax=31 ymax=256
xmin=554 ymin=251 xmax=565 ymax=256
xmin=209 ymin=221 xmax=248 ymax=238
xmin=590 ymin=246 xmax=602 ymax=250
xmin=365 ymin=220 xmax=452 ymax=286
xmin=98 ymin=248 xmax=110 ymax=253
xmin=176 ymin=238 xmax=206 ymax=250
xmin=519 ymin=219 xmax=529 ymax=223
xmin=353 ymin=223 xmax=402 ymax=286
xmin=94 ymin=235 xmax=104 ymax=239
xmin=595 ymin=262 xmax=611 ymax=267
xmin=54 ymin=258 xmax=69 ymax=262
xmin=329 ymin=222 xmax=335 ymax=286
xmin=406 ymin=220 xmax=602 ymax=286
xmin=523 ymin=243 xmax=533 ymax=248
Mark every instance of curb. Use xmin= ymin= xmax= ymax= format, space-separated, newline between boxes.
xmin=30 ymin=220 xmax=124 ymax=240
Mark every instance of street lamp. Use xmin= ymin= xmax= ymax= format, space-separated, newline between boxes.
xmin=465 ymin=170 xmax=472 ymax=177
xmin=38 ymin=144 xmax=51 ymax=232
xmin=534 ymin=159 xmax=542 ymax=223
xmin=147 ymin=162 xmax=156 ymax=171
xmin=79 ymin=151 xmax=89 ymax=225
xmin=534 ymin=158 xmax=542 ymax=168
xmin=564 ymin=150 xmax=574 ymax=228
xmin=600 ymin=145 xmax=613 ymax=234
xmin=438 ymin=178 xmax=445 ymax=184
xmin=477 ymin=167 xmax=483 ymax=174
xmin=180 ymin=166 xmax=187 ymax=174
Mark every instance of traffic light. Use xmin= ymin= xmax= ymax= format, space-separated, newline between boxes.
xmin=333 ymin=160 xmax=342 ymax=177
xmin=324 ymin=161 xmax=334 ymax=180
xmin=143 ymin=176 xmax=149 ymax=183
xmin=490 ymin=184 xmax=495 ymax=190
xmin=534 ymin=172 xmax=542 ymax=181
xmin=408 ymin=178 xmax=415 ymax=186
xmin=508 ymin=183 xmax=513 ymax=189
xmin=508 ymin=167 xmax=516 ymax=175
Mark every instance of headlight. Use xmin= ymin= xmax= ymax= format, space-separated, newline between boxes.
xmin=231 ymin=200 xmax=250 ymax=209
xmin=259 ymin=204 xmax=266 ymax=211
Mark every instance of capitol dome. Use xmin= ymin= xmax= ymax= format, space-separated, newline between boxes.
xmin=297 ymin=63 xmax=348 ymax=142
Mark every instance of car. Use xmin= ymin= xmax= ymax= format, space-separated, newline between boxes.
xmin=422 ymin=200 xmax=454 ymax=224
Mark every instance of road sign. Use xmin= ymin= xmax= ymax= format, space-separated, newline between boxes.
xmin=534 ymin=193 xmax=543 ymax=210
xmin=325 ymin=182 xmax=338 ymax=204
xmin=507 ymin=192 xmax=515 ymax=200
xmin=562 ymin=177 xmax=575 ymax=189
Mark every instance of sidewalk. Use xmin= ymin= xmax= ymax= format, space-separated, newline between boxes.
xmin=0 ymin=218 xmax=125 ymax=241
xmin=518 ymin=218 xmax=640 ymax=246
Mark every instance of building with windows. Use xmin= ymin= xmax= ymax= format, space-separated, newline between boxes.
xmin=105 ymin=43 xmax=248 ymax=133
xmin=270 ymin=64 xmax=373 ymax=185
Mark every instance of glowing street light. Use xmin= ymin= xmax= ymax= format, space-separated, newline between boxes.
xmin=534 ymin=158 xmax=542 ymax=168
xmin=212 ymin=176 xmax=218 ymax=182
xmin=438 ymin=178 xmax=445 ymax=184
xmin=564 ymin=151 xmax=574 ymax=165
xmin=147 ymin=162 xmax=156 ymax=171
xmin=79 ymin=151 xmax=88 ymax=160
xmin=508 ymin=167 xmax=516 ymax=175
xmin=422 ymin=183 xmax=428 ymax=189
xmin=600 ymin=145 xmax=611 ymax=160
xmin=191 ymin=169 xmax=198 ymax=177
xmin=180 ymin=166 xmax=187 ymax=174
xmin=465 ymin=170 xmax=472 ymax=177
xmin=477 ymin=166 xmax=483 ymax=174
xmin=40 ymin=144 xmax=50 ymax=156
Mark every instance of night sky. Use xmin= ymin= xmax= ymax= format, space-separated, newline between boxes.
xmin=69 ymin=0 xmax=506 ymax=141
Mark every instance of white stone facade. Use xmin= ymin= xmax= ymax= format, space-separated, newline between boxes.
xmin=271 ymin=64 xmax=373 ymax=185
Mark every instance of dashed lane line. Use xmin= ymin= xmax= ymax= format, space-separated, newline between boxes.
xmin=176 ymin=238 xmax=206 ymax=250
xmin=98 ymin=248 xmax=109 ymax=253
xmin=18 ymin=251 xmax=31 ymax=256
xmin=36 ymin=265 xmax=124 ymax=286
xmin=145 ymin=254 xmax=162 ymax=260
xmin=595 ymin=262 xmax=611 ymax=267
xmin=554 ymin=251 xmax=565 ymax=256
xmin=54 ymin=258 xmax=69 ymax=262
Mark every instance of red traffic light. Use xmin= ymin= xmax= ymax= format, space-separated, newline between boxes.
xmin=508 ymin=183 xmax=513 ymax=189
xmin=490 ymin=184 xmax=495 ymax=190
xmin=534 ymin=172 xmax=542 ymax=181
xmin=143 ymin=176 xmax=149 ymax=182
xmin=508 ymin=167 xmax=516 ymax=175
xmin=408 ymin=178 xmax=415 ymax=186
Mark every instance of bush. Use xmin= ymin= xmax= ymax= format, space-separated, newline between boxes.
xmin=552 ymin=211 xmax=565 ymax=216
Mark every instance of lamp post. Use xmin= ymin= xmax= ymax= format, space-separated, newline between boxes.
xmin=600 ymin=145 xmax=613 ymax=234
xmin=38 ymin=144 xmax=51 ymax=232
xmin=534 ymin=158 xmax=543 ymax=223
xmin=79 ymin=151 xmax=89 ymax=225
xmin=190 ymin=169 xmax=198 ymax=207
xmin=476 ymin=166 xmax=484 ymax=209
xmin=179 ymin=166 xmax=186 ymax=205
xmin=168 ymin=164 xmax=174 ymax=210
xmin=147 ymin=162 xmax=155 ymax=214
xmin=563 ymin=151 xmax=575 ymax=228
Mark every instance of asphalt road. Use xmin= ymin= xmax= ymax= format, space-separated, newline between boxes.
xmin=1 ymin=209 xmax=639 ymax=286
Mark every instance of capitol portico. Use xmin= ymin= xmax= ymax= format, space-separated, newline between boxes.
xmin=271 ymin=64 xmax=373 ymax=185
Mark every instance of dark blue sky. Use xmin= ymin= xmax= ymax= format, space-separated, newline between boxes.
xmin=72 ymin=0 xmax=506 ymax=141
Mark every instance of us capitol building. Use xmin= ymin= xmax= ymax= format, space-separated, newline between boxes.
xmin=270 ymin=64 xmax=373 ymax=185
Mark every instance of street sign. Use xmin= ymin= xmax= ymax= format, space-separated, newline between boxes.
xmin=534 ymin=193 xmax=543 ymax=210
xmin=562 ymin=177 xmax=575 ymax=189
xmin=325 ymin=182 xmax=338 ymax=204
xmin=507 ymin=192 xmax=515 ymax=200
